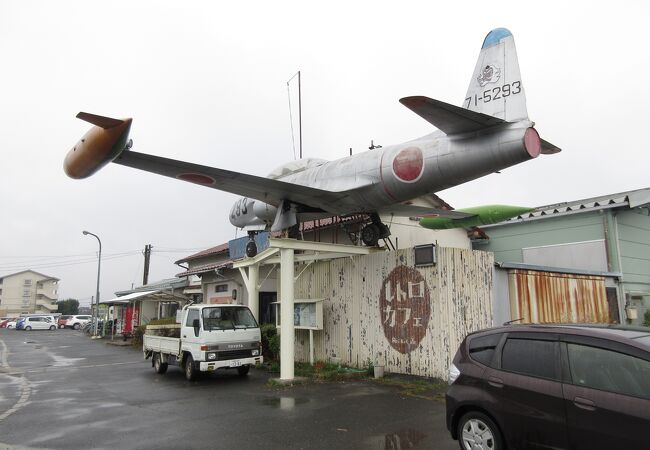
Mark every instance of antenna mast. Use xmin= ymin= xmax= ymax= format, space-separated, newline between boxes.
xmin=298 ymin=71 xmax=302 ymax=159
xmin=287 ymin=71 xmax=303 ymax=160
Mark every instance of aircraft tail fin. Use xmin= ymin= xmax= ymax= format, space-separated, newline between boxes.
xmin=76 ymin=112 xmax=125 ymax=129
xmin=464 ymin=28 xmax=528 ymax=122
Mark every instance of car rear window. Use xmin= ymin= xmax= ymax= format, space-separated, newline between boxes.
xmin=502 ymin=338 xmax=558 ymax=380
xmin=567 ymin=343 xmax=650 ymax=399
xmin=468 ymin=333 xmax=502 ymax=367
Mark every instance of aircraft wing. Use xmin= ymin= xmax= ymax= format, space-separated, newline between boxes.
xmin=376 ymin=204 xmax=473 ymax=219
xmin=115 ymin=151 xmax=475 ymax=220
xmin=400 ymin=96 xmax=505 ymax=134
xmin=115 ymin=150 xmax=349 ymax=212
xmin=375 ymin=193 xmax=473 ymax=219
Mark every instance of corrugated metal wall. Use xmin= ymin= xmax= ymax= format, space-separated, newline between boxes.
xmin=292 ymin=247 xmax=493 ymax=379
xmin=508 ymin=270 xmax=610 ymax=324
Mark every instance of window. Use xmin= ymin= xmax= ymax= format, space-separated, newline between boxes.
xmin=469 ymin=333 xmax=502 ymax=367
xmin=24 ymin=279 xmax=32 ymax=286
xmin=567 ymin=344 xmax=650 ymax=399
xmin=23 ymin=289 xmax=31 ymax=297
xmin=414 ymin=244 xmax=436 ymax=267
xmin=202 ymin=306 xmax=258 ymax=331
xmin=214 ymin=284 xmax=228 ymax=293
xmin=502 ymin=338 xmax=558 ymax=380
xmin=185 ymin=309 xmax=200 ymax=327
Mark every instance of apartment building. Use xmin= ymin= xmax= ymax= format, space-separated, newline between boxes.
xmin=0 ymin=270 xmax=59 ymax=316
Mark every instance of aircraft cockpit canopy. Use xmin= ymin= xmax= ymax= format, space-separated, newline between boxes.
xmin=267 ymin=158 xmax=328 ymax=179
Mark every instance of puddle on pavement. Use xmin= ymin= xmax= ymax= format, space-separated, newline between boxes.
xmin=366 ymin=429 xmax=427 ymax=449
xmin=260 ymin=396 xmax=309 ymax=410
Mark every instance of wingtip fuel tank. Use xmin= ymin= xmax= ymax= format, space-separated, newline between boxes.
xmin=63 ymin=113 xmax=133 ymax=179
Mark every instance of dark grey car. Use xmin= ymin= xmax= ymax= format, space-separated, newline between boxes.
xmin=446 ymin=324 xmax=650 ymax=450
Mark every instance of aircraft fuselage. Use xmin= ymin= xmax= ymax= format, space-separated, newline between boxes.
xmin=229 ymin=120 xmax=539 ymax=228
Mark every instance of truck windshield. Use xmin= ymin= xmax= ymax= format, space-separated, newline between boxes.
xmin=202 ymin=307 xmax=258 ymax=331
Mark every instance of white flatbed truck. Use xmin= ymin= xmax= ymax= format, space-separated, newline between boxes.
xmin=143 ymin=304 xmax=263 ymax=381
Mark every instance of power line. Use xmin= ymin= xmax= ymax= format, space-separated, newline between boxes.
xmin=0 ymin=252 xmax=140 ymax=271
xmin=0 ymin=245 xmax=210 ymax=272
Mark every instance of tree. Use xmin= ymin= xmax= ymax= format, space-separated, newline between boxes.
xmin=57 ymin=298 xmax=79 ymax=315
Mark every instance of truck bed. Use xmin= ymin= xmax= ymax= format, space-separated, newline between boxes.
xmin=143 ymin=334 xmax=181 ymax=356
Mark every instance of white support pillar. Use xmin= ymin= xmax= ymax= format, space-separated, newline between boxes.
xmin=248 ymin=265 xmax=259 ymax=322
xmin=309 ymin=329 xmax=314 ymax=365
xmin=280 ymin=248 xmax=295 ymax=381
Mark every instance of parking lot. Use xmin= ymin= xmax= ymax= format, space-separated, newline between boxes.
xmin=0 ymin=329 xmax=456 ymax=449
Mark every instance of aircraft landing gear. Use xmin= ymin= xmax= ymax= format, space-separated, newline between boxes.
xmin=361 ymin=214 xmax=391 ymax=247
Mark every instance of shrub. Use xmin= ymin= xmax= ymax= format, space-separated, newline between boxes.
xmin=644 ymin=310 xmax=650 ymax=327
xmin=261 ymin=323 xmax=280 ymax=360
xmin=132 ymin=325 xmax=146 ymax=347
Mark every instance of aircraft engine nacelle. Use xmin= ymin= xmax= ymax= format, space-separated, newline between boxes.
xmin=229 ymin=197 xmax=277 ymax=228
xmin=63 ymin=113 xmax=133 ymax=179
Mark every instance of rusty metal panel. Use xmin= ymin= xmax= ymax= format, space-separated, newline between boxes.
xmin=509 ymin=270 xmax=610 ymax=324
xmin=293 ymin=247 xmax=494 ymax=379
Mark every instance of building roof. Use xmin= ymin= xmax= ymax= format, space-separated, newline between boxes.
xmin=101 ymin=289 xmax=189 ymax=305
xmin=114 ymin=278 xmax=189 ymax=296
xmin=176 ymin=260 xmax=233 ymax=278
xmin=483 ymin=187 xmax=650 ymax=228
xmin=0 ymin=269 xmax=60 ymax=282
xmin=174 ymin=243 xmax=229 ymax=265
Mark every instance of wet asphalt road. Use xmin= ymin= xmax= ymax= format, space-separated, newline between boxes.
xmin=0 ymin=329 xmax=457 ymax=450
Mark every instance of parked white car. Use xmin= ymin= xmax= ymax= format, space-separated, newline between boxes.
xmin=22 ymin=316 xmax=57 ymax=331
xmin=6 ymin=318 xmax=20 ymax=329
xmin=65 ymin=315 xmax=92 ymax=330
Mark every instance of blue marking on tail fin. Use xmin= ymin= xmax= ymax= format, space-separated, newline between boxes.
xmin=482 ymin=28 xmax=512 ymax=49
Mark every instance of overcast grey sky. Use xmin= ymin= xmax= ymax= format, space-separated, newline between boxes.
xmin=1 ymin=0 xmax=649 ymax=305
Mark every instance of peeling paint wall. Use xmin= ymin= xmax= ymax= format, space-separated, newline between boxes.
xmin=508 ymin=270 xmax=610 ymax=324
xmin=292 ymin=247 xmax=493 ymax=379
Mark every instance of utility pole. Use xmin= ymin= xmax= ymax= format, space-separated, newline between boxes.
xmin=143 ymin=244 xmax=152 ymax=286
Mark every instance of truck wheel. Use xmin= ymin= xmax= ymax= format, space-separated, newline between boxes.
xmin=237 ymin=365 xmax=250 ymax=377
xmin=153 ymin=353 xmax=168 ymax=374
xmin=184 ymin=355 xmax=197 ymax=381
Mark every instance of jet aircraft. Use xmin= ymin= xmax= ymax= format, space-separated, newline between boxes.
xmin=64 ymin=28 xmax=559 ymax=248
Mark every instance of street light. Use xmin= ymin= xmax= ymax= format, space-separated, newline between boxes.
xmin=83 ymin=230 xmax=101 ymax=339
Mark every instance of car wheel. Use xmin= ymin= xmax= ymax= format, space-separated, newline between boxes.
xmin=49 ymin=325 xmax=56 ymax=331
xmin=184 ymin=355 xmax=197 ymax=381
xmin=73 ymin=323 xmax=80 ymax=330
xmin=457 ymin=411 xmax=503 ymax=450
xmin=153 ymin=353 xmax=168 ymax=375
xmin=237 ymin=365 xmax=250 ymax=376
xmin=25 ymin=326 xmax=32 ymax=331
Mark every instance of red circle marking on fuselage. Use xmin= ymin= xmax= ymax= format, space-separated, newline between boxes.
xmin=392 ymin=147 xmax=424 ymax=183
